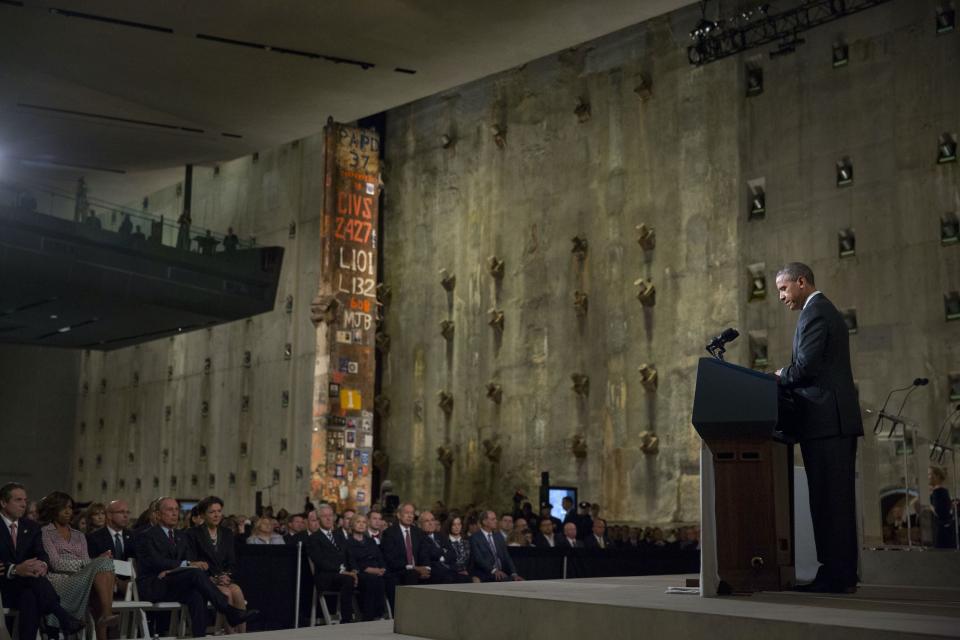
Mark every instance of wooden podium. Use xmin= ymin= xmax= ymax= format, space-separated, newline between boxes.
xmin=692 ymin=357 xmax=796 ymax=593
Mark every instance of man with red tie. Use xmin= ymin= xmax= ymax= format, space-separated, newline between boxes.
xmin=378 ymin=502 xmax=430 ymax=610
xmin=135 ymin=497 xmax=258 ymax=636
xmin=1 ymin=482 xmax=83 ymax=640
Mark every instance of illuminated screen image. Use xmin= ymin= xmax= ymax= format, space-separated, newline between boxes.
xmin=547 ymin=486 xmax=576 ymax=521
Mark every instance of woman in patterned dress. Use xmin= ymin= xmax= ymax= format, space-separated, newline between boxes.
xmin=38 ymin=492 xmax=117 ymax=640
xmin=441 ymin=516 xmax=478 ymax=582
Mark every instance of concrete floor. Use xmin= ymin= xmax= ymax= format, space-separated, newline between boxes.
xmin=224 ymin=575 xmax=960 ymax=640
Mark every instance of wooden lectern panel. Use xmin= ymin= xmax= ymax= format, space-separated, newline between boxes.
xmin=709 ymin=438 xmax=795 ymax=592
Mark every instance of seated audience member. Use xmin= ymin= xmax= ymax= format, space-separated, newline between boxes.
xmin=650 ymin=527 xmax=667 ymax=547
xmin=334 ymin=509 xmax=355 ymax=548
xmin=188 ymin=496 xmax=247 ymax=634
xmin=86 ymin=500 xmax=135 ymax=597
xmin=246 ymin=517 xmax=284 ymax=545
xmin=498 ymin=514 xmax=514 ymax=541
xmin=306 ymin=504 xmax=357 ymax=624
xmin=137 ymin=497 xmax=257 ymax=637
xmin=469 ymin=510 xmax=524 ymax=582
xmin=533 ymin=518 xmax=557 ymax=548
xmin=441 ymin=516 xmax=476 ymax=581
xmin=275 ymin=509 xmax=290 ymax=535
xmin=132 ymin=500 xmax=160 ymax=534
xmin=379 ymin=503 xmax=430 ymax=609
xmin=1 ymin=483 xmax=83 ymax=640
xmin=513 ymin=517 xmax=528 ymax=534
xmin=188 ymin=506 xmax=205 ymax=529
xmin=419 ymin=511 xmax=462 ymax=584
xmin=26 ymin=501 xmax=39 ymax=522
xmin=84 ymin=503 xmax=107 ymax=534
xmin=87 ymin=500 xmax=135 ymax=561
xmin=70 ymin=512 xmax=88 ymax=534
xmin=626 ymin=527 xmax=641 ymax=547
xmin=561 ymin=522 xmax=581 ymax=548
xmin=283 ymin=513 xmax=307 ymax=544
xmin=38 ymin=492 xmax=117 ymax=640
xmin=367 ymin=509 xmax=386 ymax=545
xmin=344 ymin=515 xmax=388 ymax=620
xmin=464 ymin=514 xmax=480 ymax=537
xmin=505 ymin=529 xmax=528 ymax=547
xmin=583 ymin=518 xmax=612 ymax=549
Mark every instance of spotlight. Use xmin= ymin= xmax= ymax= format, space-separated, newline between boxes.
xmin=838 ymin=228 xmax=856 ymax=257
xmin=836 ymin=158 xmax=854 ymax=186
xmin=832 ymin=42 xmax=849 ymax=67
xmin=749 ymin=188 xmax=766 ymax=220
xmin=746 ymin=66 xmax=763 ymax=97
xmin=936 ymin=7 xmax=955 ymax=34
xmin=941 ymin=213 xmax=960 ymax=245
xmin=938 ymin=134 xmax=957 ymax=163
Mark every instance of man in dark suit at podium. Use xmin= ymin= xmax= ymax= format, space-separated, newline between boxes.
xmin=775 ymin=262 xmax=863 ymax=594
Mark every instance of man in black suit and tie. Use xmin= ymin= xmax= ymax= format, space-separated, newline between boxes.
xmin=417 ymin=511 xmax=460 ymax=584
xmin=1 ymin=483 xmax=83 ymax=640
xmin=775 ymin=263 xmax=863 ymax=594
xmin=87 ymin=500 xmax=135 ymax=561
xmin=583 ymin=519 xmax=613 ymax=550
xmin=469 ymin=510 xmax=524 ymax=582
xmin=379 ymin=503 xmax=430 ymax=609
xmin=306 ymin=504 xmax=357 ymax=624
xmin=560 ymin=523 xmax=582 ymax=548
xmin=137 ymin=498 xmax=257 ymax=636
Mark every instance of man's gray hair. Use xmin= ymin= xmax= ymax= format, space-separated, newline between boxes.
xmin=316 ymin=503 xmax=334 ymax=515
xmin=776 ymin=262 xmax=815 ymax=286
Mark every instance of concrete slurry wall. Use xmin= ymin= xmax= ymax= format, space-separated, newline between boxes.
xmin=380 ymin=2 xmax=959 ymax=524
xmin=71 ymin=137 xmax=326 ymax=514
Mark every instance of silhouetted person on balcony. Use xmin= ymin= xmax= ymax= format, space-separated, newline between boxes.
xmin=118 ymin=213 xmax=133 ymax=237
xmin=176 ymin=211 xmax=192 ymax=250
xmin=196 ymin=230 xmax=219 ymax=256
xmin=223 ymin=228 xmax=239 ymax=253
xmin=85 ymin=209 xmax=102 ymax=230
xmin=149 ymin=219 xmax=163 ymax=245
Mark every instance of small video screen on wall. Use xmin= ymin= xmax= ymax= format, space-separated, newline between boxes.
xmin=548 ymin=486 xmax=576 ymax=520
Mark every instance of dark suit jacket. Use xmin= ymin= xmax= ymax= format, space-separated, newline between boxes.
xmin=469 ymin=530 xmax=518 ymax=577
xmin=559 ymin=537 xmax=582 ymax=548
xmin=186 ymin=525 xmax=236 ymax=576
xmin=87 ymin=527 xmax=136 ymax=561
xmin=305 ymin=530 xmax=350 ymax=574
xmin=345 ymin=536 xmax=385 ymax=572
xmin=135 ymin=525 xmax=195 ymax=599
xmin=582 ymin=534 xmax=613 ymax=550
xmin=532 ymin=532 xmax=558 ymax=548
xmin=422 ymin=533 xmax=452 ymax=568
xmin=379 ymin=524 xmax=428 ymax=572
xmin=780 ymin=293 xmax=863 ymax=440
xmin=0 ymin=518 xmax=49 ymax=599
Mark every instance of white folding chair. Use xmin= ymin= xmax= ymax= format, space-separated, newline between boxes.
xmin=306 ymin=560 xmax=341 ymax=626
xmin=127 ymin=561 xmax=188 ymax=639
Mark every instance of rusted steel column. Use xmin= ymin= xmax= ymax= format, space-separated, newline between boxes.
xmin=309 ymin=118 xmax=381 ymax=511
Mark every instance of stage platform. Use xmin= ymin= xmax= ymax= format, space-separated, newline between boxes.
xmin=228 ymin=574 xmax=959 ymax=640
xmin=393 ymin=574 xmax=959 ymax=640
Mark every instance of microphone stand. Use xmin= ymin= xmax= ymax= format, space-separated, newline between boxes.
xmin=874 ymin=382 xmax=919 ymax=435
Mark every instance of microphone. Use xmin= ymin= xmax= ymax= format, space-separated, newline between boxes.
xmin=873 ymin=377 xmax=928 ymax=435
xmin=705 ymin=328 xmax=739 ymax=361
xmin=895 ymin=378 xmax=930 ymax=415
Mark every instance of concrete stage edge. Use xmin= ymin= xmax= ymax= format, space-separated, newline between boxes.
xmin=394 ymin=575 xmax=960 ymax=640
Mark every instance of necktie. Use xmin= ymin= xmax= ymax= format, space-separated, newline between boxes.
xmin=403 ymin=528 xmax=414 ymax=565
xmin=10 ymin=522 xmax=16 ymax=549
xmin=326 ymin=531 xmax=338 ymax=550
xmin=168 ymin=529 xmax=176 ymax=545
xmin=598 ymin=536 xmax=605 ymax=549
xmin=114 ymin=532 xmax=124 ymax=557
xmin=487 ymin=533 xmax=501 ymax=571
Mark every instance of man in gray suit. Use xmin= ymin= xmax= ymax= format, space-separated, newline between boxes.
xmin=775 ymin=262 xmax=863 ymax=593
xmin=469 ymin=511 xmax=524 ymax=582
